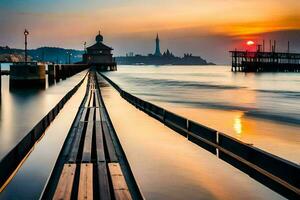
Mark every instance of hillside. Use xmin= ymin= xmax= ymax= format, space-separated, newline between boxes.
xmin=0 ymin=46 xmax=84 ymax=63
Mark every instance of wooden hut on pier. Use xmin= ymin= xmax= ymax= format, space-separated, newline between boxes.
xmin=83 ymin=32 xmax=117 ymax=71
xmin=230 ymin=50 xmax=300 ymax=72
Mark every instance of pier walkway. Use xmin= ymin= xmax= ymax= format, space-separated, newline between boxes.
xmin=41 ymin=71 xmax=142 ymax=199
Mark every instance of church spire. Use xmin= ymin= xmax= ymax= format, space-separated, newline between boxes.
xmin=154 ymin=33 xmax=161 ymax=56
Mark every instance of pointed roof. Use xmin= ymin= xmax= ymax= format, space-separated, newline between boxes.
xmin=86 ymin=42 xmax=113 ymax=51
xmin=86 ymin=31 xmax=113 ymax=51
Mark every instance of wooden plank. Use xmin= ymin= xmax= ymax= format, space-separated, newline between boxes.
xmin=108 ymin=163 xmax=132 ymax=200
xmin=95 ymin=122 xmax=105 ymax=162
xmin=82 ymin=108 xmax=94 ymax=162
xmin=78 ymin=164 xmax=93 ymax=200
xmin=95 ymin=91 xmax=100 ymax=108
xmin=74 ymin=108 xmax=84 ymax=127
xmin=84 ymin=90 xmax=92 ymax=108
xmin=53 ymin=164 xmax=76 ymax=200
xmin=88 ymin=91 xmax=94 ymax=107
xmin=90 ymin=83 xmax=94 ymax=90
xmin=88 ymin=108 xmax=95 ymax=122
xmin=100 ymin=109 xmax=108 ymax=122
xmin=95 ymin=108 xmax=101 ymax=122
xmin=80 ymin=108 xmax=88 ymax=122
xmin=97 ymin=162 xmax=111 ymax=200
xmin=102 ymin=121 xmax=118 ymax=162
xmin=98 ymin=95 xmax=104 ymax=108
xmin=69 ymin=122 xmax=84 ymax=163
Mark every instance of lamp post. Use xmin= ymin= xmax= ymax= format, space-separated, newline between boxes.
xmin=24 ymin=29 xmax=29 ymax=63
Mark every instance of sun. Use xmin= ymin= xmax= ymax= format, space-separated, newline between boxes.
xmin=247 ymin=40 xmax=254 ymax=46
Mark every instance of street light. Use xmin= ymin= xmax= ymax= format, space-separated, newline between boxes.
xmin=24 ymin=29 xmax=29 ymax=63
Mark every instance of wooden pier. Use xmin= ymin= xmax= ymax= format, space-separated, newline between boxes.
xmin=41 ymin=71 xmax=142 ymax=200
xmin=230 ymin=50 xmax=300 ymax=72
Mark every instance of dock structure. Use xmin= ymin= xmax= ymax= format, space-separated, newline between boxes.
xmin=230 ymin=50 xmax=300 ymax=72
xmin=9 ymin=62 xmax=46 ymax=88
xmin=41 ymin=71 xmax=142 ymax=200
xmin=8 ymin=62 xmax=89 ymax=89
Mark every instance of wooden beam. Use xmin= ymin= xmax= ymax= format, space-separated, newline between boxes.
xmin=95 ymin=107 xmax=101 ymax=122
xmin=78 ymin=163 xmax=93 ymax=200
xmin=95 ymin=122 xmax=105 ymax=162
xmin=82 ymin=108 xmax=94 ymax=162
xmin=88 ymin=91 xmax=95 ymax=107
xmin=108 ymin=163 xmax=132 ymax=200
xmin=102 ymin=122 xmax=118 ymax=162
xmin=53 ymin=164 xmax=76 ymax=200
xmin=69 ymin=122 xmax=84 ymax=163
xmin=84 ymin=90 xmax=92 ymax=108
xmin=97 ymin=163 xmax=111 ymax=199
xmin=80 ymin=108 xmax=88 ymax=122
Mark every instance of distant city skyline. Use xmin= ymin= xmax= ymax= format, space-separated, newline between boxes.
xmin=0 ymin=0 xmax=300 ymax=64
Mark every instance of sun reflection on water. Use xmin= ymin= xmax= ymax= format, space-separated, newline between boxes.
xmin=234 ymin=113 xmax=244 ymax=137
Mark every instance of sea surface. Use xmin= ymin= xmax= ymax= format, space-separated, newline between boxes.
xmin=0 ymin=63 xmax=86 ymax=160
xmin=101 ymin=76 xmax=284 ymax=200
xmin=104 ymin=65 xmax=300 ymax=164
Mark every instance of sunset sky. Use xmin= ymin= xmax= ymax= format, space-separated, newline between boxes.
xmin=1 ymin=0 xmax=300 ymax=63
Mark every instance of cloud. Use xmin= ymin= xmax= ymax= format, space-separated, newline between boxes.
xmin=0 ymin=0 xmax=299 ymax=64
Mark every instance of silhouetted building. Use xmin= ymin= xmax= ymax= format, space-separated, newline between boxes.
xmin=83 ymin=31 xmax=114 ymax=65
xmin=115 ymin=33 xmax=214 ymax=65
xmin=154 ymin=33 xmax=161 ymax=56
xmin=162 ymin=49 xmax=174 ymax=57
xmin=82 ymin=31 xmax=117 ymax=70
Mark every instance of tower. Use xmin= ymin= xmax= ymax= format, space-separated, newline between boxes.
xmin=154 ymin=33 xmax=161 ymax=56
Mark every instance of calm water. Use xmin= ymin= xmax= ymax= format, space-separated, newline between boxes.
xmin=0 ymin=63 xmax=86 ymax=159
xmin=0 ymin=63 xmax=87 ymax=198
xmin=101 ymin=78 xmax=284 ymax=200
xmin=0 ymin=77 xmax=87 ymax=199
xmin=104 ymin=65 xmax=300 ymax=163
